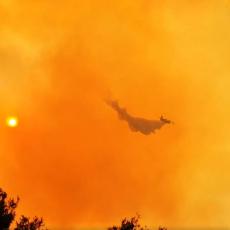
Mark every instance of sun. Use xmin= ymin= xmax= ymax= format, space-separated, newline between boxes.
xmin=6 ymin=116 xmax=19 ymax=128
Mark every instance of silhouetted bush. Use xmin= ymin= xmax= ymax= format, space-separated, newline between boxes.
xmin=108 ymin=215 xmax=167 ymax=230
xmin=0 ymin=188 xmax=46 ymax=230
xmin=15 ymin=215 xmax=46 ymax=230
xmin=0 ymin=188 xmax=19 ymax=229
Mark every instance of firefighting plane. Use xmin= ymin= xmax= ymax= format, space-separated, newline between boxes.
xmin=106 ymin=100 xmax=173 ymax=135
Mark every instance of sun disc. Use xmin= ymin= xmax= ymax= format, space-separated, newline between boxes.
xmin=6 ymin=116 xmax=19 ymax=128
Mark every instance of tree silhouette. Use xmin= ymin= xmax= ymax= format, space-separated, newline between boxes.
xmin=0 ymin=188 xmax=19 ymax=229
xmin=0 ymin=188 xmax=46 ymax=230
xmin=108 ymin=215 xmax=167 ymax=230
xmin=108 ymin=215 xmax=147 ymax=230
xmin=15 ymin=215 xmax=46 ymax=230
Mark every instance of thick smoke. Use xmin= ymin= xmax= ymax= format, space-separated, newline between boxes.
xmin=106 ymin=100 xmax=172 ymax=135
xmin=1 ymin=0 xmax=230 ymax=228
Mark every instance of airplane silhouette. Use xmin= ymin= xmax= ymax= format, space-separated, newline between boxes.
xmin=106 ymin=100 xmax=173 ymax=135
xmin=160 ymin=115 xmax=172 ymax=124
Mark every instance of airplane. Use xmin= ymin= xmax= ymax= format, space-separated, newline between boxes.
xmin=106 ymin=99 xmax=174 ymax=135
xmin=160 ymin=115 xmax=173 ymax=124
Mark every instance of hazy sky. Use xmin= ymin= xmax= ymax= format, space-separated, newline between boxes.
xmin=1 ymin=0 xmax=230 ymax=229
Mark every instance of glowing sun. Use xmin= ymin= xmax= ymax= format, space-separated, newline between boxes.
xmin=6 ymin=116 xmax=19 ymax=128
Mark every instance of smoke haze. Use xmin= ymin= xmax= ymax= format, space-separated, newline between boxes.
xmin=0 ymin=0 xmax=230 ymax=229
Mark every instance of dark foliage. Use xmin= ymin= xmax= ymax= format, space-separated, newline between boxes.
xmin=108 ymin=215 xmax=146 ymax=230
xmin=15 ymin=215 xmax=46 ymax=230
xmin=108 ymin=215 xmax=167 ymax=230
xmin=0 ymin=188 xmax=19 ymax=229
xmin=0 ymin=188 xmax=46 ymax=230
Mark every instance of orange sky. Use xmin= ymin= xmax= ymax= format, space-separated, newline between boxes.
xmin=1 ymin=0 xmax=230 ymax=229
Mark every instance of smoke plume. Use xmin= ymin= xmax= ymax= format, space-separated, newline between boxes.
xmin=106 ymin=100 xmax=172 ymax=135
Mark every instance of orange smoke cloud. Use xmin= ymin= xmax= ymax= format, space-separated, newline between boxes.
xmin=0 ymin=0 xmax=230 ymax=229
